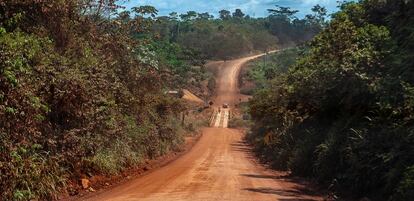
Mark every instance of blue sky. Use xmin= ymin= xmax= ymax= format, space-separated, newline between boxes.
xmin=122 ymin=0 xmax=343 ymax=18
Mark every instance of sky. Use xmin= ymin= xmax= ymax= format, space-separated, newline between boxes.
xmin=122 ymin=0 xmax=343 ymax=18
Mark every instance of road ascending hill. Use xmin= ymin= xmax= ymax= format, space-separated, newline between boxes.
xmin=81 ymin=53 xmax=323 ymax=201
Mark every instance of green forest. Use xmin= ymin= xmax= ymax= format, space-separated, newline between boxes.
xmin=247 ymin=0 xmax=414 ymax=200
xmin=0 ymin=0 xmax=322 ymax=200
xmin=1 ymin=0 xmax=413 ymax=200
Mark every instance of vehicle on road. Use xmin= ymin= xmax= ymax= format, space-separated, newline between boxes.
xmin=222 ymin=103 xmax=229 ymax=108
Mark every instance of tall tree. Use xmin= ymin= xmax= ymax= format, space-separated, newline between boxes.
xmin=169 ymin=12 xmax=179 ymax=21
xmin=305 ymin=4 xmax=327 ymax=27
xmin=180 ymin=11 xmax=197 ymax=21
xmin=198 ymin=12 xmax=213 ymax=20
xmin=232 ymin=9 xmax=245 ymax=18
xmin=219 ymin=9 xmax=231 ymax=20
xmin=268 ymin=5 xmax=299 ymax=21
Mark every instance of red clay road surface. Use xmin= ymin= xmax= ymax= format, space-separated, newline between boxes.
xmin=81 ymin=53 xmax=324 ymax=201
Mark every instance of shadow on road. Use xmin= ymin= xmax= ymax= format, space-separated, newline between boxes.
xmin=230 ymin=141 xmax=251 ymax=153
xmin=240 ymin=173 xmax=284 ymax=180
xmin=241 ymin=173 xmax=323 ymax=200
xmin=231 ymin=138 xmax=324 ymax=200
xmin=243 ymin=187 xmax=318 ymax=201
xmin=278 ymin=199 xmax=317 ymax=201
xmin=241 ymin=173 xmax=314 ymax=186
xmin=230 ymin=141 xmax=259 ymax=161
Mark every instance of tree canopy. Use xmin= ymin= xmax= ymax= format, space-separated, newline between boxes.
xmin=247 ymin=0 xmax=414 ymax=200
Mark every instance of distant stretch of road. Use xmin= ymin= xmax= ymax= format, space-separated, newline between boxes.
xmin=81 ymin=52 xmax=323 ymax=201
xmin=209 ymin=52 xmax=275 ymax=129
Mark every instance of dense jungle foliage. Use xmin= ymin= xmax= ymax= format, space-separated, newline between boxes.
xmin=0 ymin=1 xmax=208 ymax=200
xmin=150 ymin=4 xmax=327 ymax=59
xmin=0 ymin=0 xmax=328 ymax=200
xmin=247 ymin=0 xmax=414 ymax=200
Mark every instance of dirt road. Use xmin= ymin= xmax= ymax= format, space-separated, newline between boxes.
xmin=209 ymin=53 xmax=271 ymax=106
xmin=82 ymin=53 xmax=323 ymax=201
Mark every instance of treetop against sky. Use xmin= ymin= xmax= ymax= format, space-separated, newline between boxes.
xmin=122 ymin=0 xmax=342 ymax=18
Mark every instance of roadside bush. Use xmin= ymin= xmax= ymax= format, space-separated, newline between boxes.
xmin=247 ymin=1 xmax=414 ymax=200
xmin=228 ymin=117 xmax=250 ymax=128
xmin=392 ymin=166 xmax=414 ymax=201
xmin=207 ymin=77 xmax=216 ymax=93
xmin=0 ymin=1 xmax=190 ymax=200
xmin=1 ymin=143 xmax=67 ymax=200
xmin=239 ymin=87 xmax=255 ymax=96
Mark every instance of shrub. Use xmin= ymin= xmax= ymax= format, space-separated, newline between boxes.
xmin=392 ymin=166 xmax=414 ymax=201
xmin=228 ymin=117 xmax=250 ymax=128
xmin=247 ymin=1 xmax=414 ymax=200
xmin=0 ymin=1 xmax=192 ymax=200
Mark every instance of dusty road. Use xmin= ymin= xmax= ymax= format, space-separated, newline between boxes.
xmin=209 ymin=53 xmax=274 ymax=128
xmin=82 ymin=53 xmax=323 ymax=201
xmin=208 ymin=53 xmax=271 ymax=106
